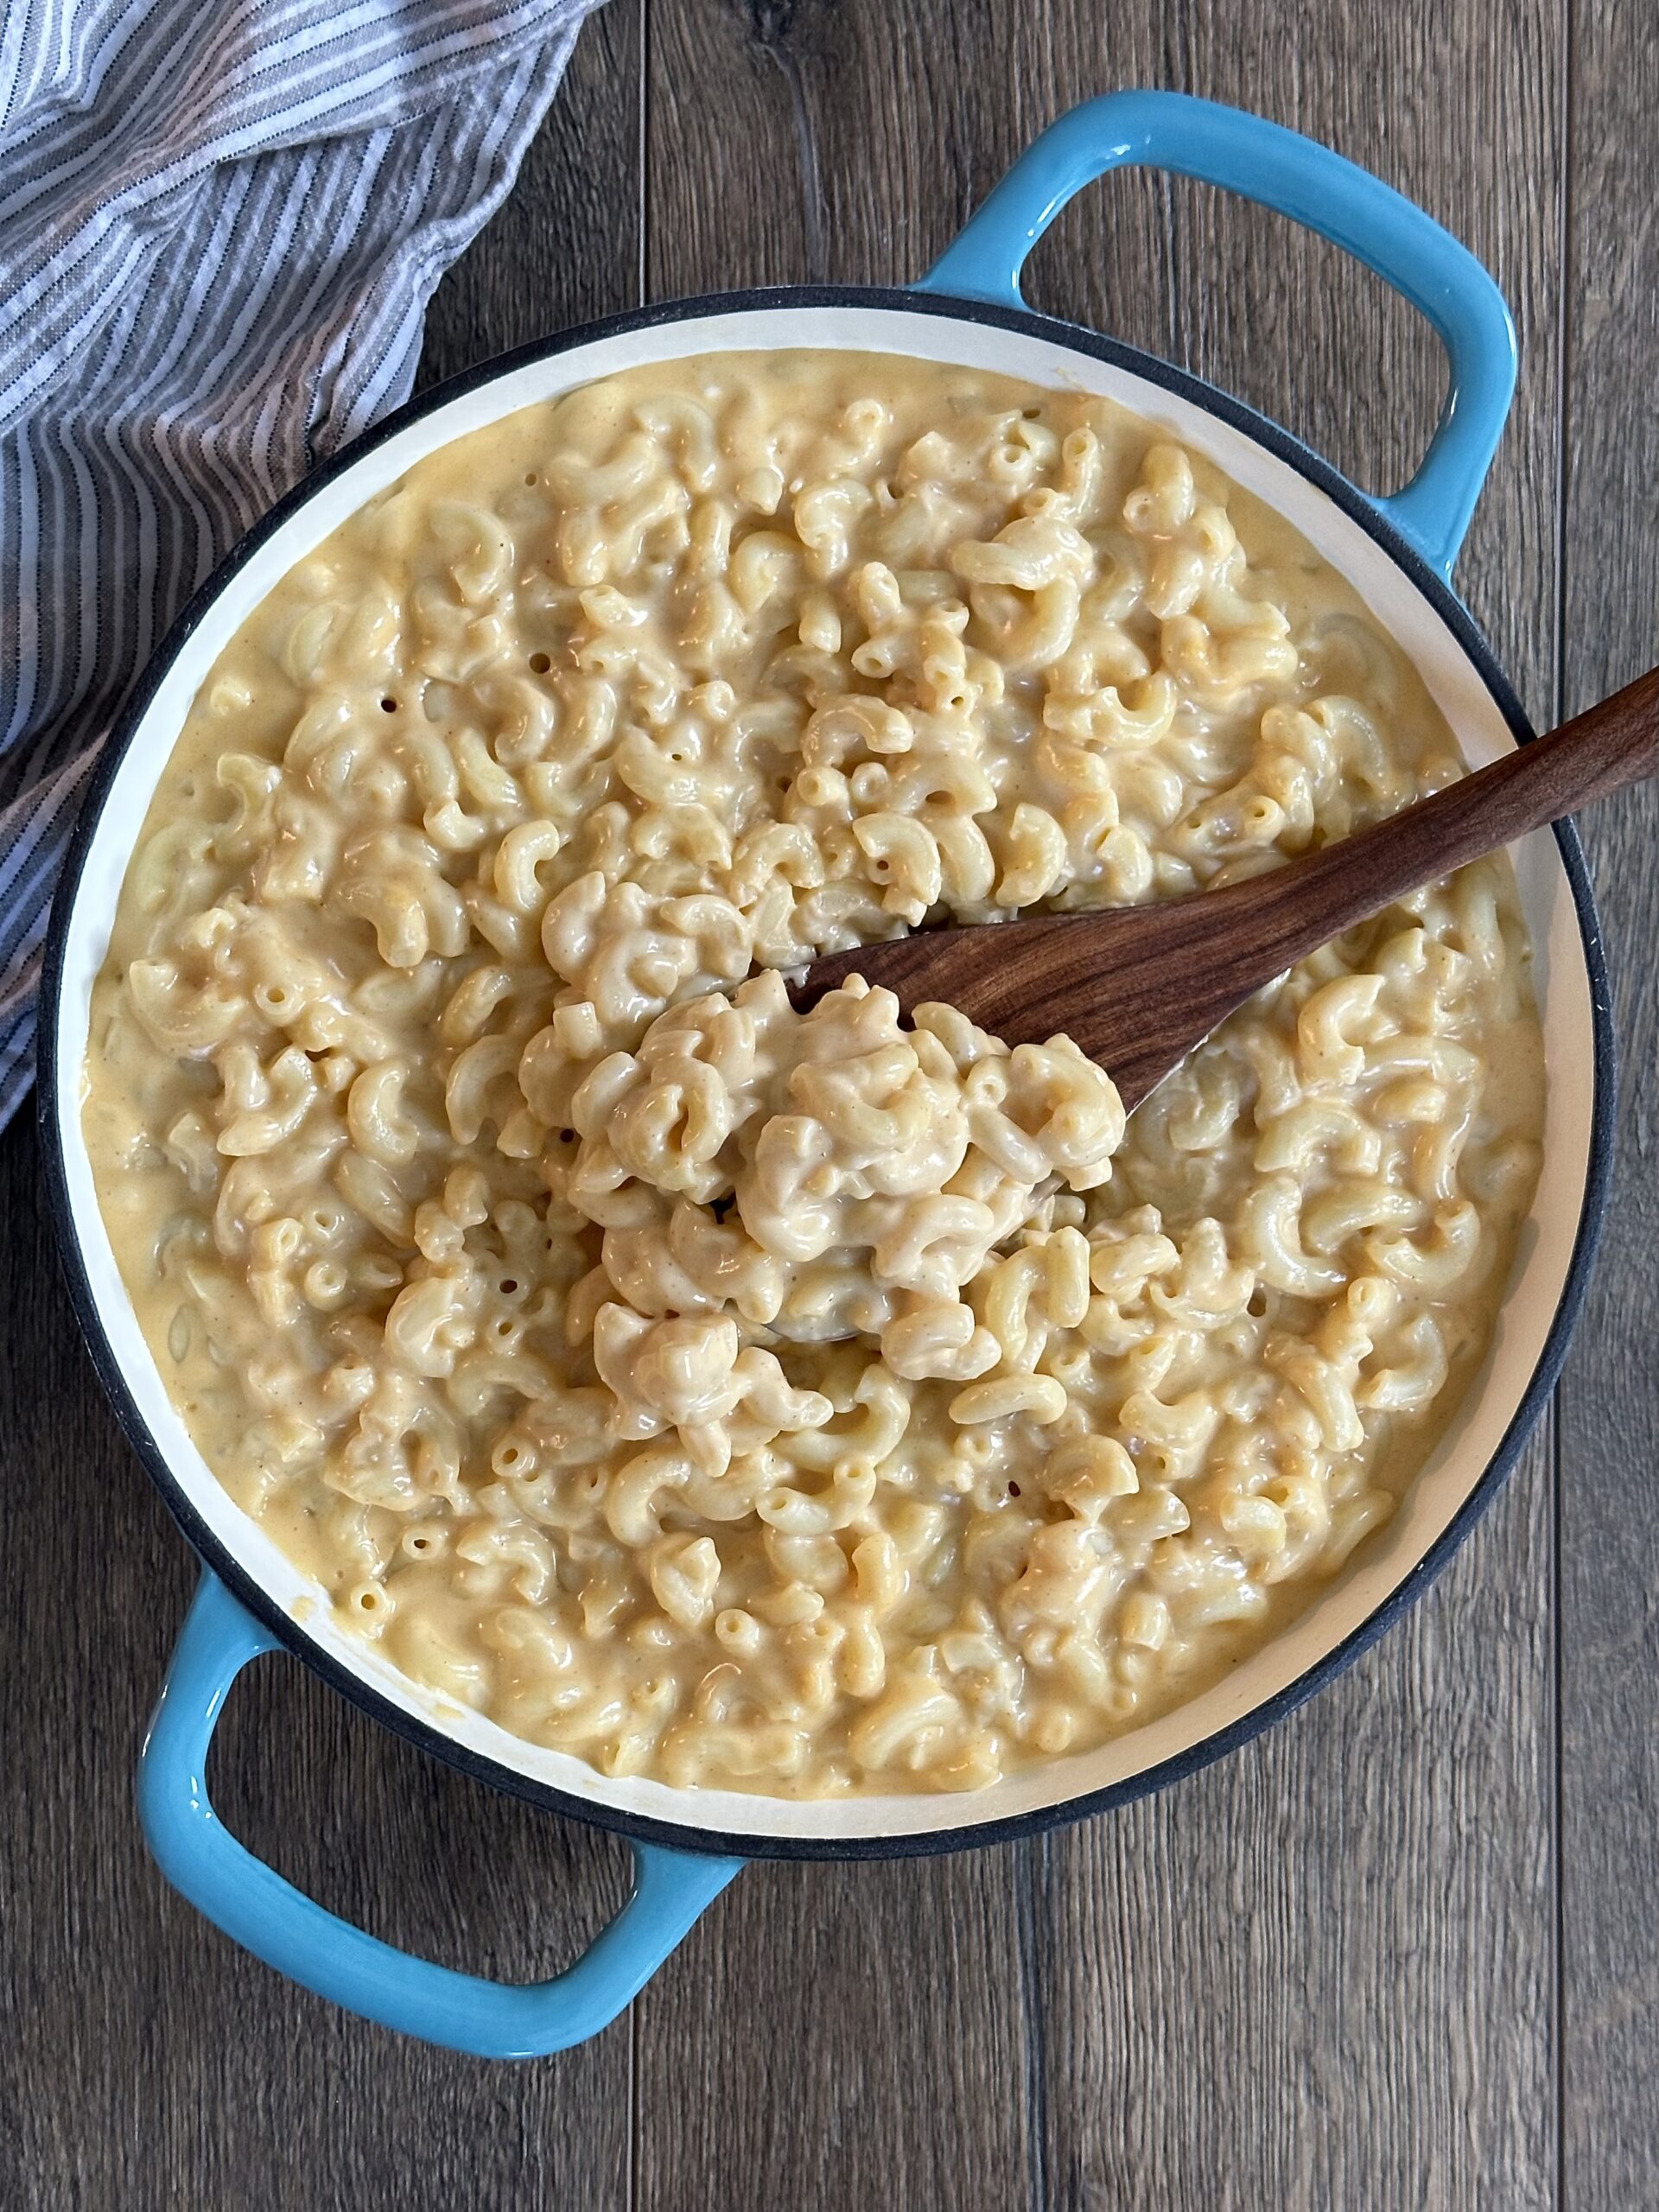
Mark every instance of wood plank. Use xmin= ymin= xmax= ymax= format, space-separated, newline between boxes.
xmin=633 ymin=1849 xmax=1039 ymax=2212
xmin=1555 ymin=0 xmax=1659 ymax=2198
xmin=639 ymin=3 xmax=1564 ymax=2208
xmin=1031 ymin=5 xmax=1568 ymax=2199
xmin=0 ymin=13 xmax=648 ymax=2209
xmin=635 ymin=9 xmax=1057 ymax=2208
xmin=419 ymin=0 xmax=645 ymax=391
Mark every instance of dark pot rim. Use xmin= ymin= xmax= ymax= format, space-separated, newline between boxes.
xmin=38 ymin=283 xmax=1618 ymax=1863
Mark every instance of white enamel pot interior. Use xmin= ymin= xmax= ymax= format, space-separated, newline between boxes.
xmin=42 ymin=293 xmax=1614 ymax=1859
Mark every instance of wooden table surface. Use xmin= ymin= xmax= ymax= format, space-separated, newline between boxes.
xmin=4 ymin=3 xmax=1656 ymax=2205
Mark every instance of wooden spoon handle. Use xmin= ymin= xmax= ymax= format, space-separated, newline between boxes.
xmin=800 ymin=664 xmax=1656 ymax=1112
xmin=1193 ymin=660 xmax=1659 ymax=989
xmin=1330 ymin=659 xmax=1659 ymax=886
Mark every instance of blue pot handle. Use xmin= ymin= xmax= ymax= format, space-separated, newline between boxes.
xmin=138 ymin=1570 xmax=742 ymax=2058
xmin=917 ymin=89 xmax=1516 ymax=581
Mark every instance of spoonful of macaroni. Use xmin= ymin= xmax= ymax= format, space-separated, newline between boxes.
xmin=799 ymin=663 xmax=1659 ymax=1109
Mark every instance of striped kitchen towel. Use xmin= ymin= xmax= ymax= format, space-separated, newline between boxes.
xmin=0 ymin=0 xmax=605 ymax=1128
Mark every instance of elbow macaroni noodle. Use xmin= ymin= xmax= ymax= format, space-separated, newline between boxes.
xmin=84 ymin=351 xmax=1545 ymax=1797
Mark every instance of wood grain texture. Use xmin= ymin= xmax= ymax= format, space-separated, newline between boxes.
xmin=1555 ymin=0 xmax=1659 ymax=2202
xmin=644 ymin=3 xmax=1564 ymax=2209
xmin=637 ymin=1852 xmax=1039 ymax=2212
xmin=419 ymin=0 xmax=645 ymax=391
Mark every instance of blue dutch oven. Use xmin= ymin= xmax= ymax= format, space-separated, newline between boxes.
xmin=40 ymin=91 xmax=1614 ymax=2057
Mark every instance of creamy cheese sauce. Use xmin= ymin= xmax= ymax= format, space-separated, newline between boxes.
xmin=85 ymin=352 xmax=1544 ymax=1796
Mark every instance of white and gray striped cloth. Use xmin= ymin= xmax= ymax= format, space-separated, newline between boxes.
xmin=0 ymin=0 xmax=603 ymax=1126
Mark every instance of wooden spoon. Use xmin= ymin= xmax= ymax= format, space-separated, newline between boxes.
xmin=801 ymin=664 xmax=1658 ymax=1109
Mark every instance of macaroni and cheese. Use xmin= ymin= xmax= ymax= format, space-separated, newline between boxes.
xmin=84 ymin=351 xmax=1545 ymax=1796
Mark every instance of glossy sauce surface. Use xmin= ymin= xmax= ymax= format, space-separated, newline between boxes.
xmin=86 ymin=352 xmax=1544 ymax=1796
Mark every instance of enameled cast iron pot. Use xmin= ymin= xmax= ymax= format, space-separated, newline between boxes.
xmin=41 ymin=91 xmax=1616 ymax=2058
